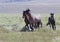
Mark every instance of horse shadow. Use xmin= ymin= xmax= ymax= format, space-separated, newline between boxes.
xmin=20 ymin=26 xmax=31 ymax=32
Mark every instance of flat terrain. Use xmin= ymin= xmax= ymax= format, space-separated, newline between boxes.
xmin=0 ymin=13 xmax=60 ymax=42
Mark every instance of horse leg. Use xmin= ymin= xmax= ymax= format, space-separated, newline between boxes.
xmin=30 ymin=24 xmax=34 ymax=31
xmin=46 ymin=22 xmax=50 ymax=26
xmin=25 ymin=23 xmax=30 ymax=31
xmin=34 ymin=23 xmax=37 ymax=28
xmin=49 ymin=24 xmax=51 ymax=28
xmin=40 ymin=22 xmax=42 ymax=28
xmin=54 ymin=23 xmax=56 ymax=30
xmin=37 ymin=22 xmax=40 ymax=28
xmin=39 ymin=21 xmax=42 ymax=28
xmin=52 ymin=24 xmax=56 ymax=30
xmin=53 ymin=25 xmax=56 ymax=30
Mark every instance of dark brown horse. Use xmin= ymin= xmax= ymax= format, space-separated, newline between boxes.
xmin=25 ymin=9 xmax=42 ymax=28
xmin=22 ymin=9 xmax=42 ymax=31
xmin=22 ymin=10 xmax=34 ymax=31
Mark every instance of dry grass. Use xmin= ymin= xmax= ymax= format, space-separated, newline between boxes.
xmin=0 ymin=14 xmax=59 ymax=42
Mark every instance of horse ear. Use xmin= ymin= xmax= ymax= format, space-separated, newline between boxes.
xmin=26 ymin=8 xmax=30 ymax=12
xmin=50 ymin=13 xmax=54 ymax=16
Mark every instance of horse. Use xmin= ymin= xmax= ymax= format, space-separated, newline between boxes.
xmin=30 ymin=14 xmax=42 ymax=28
xmin=46 ymin=13 xmax=56 ymax=30
xmin=22 ymin=10 xmax=34 ymax=31
xmin=25 ymin=9 xmax=42 ymax=29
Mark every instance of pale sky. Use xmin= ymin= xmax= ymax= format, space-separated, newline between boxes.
xmin=0 ymin=0 xmax=60 ymax=14
xmin=0 ymin=0 xmax=60 ymax=3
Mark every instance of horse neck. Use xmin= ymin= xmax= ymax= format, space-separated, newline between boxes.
xmin=25 ymin=13 xmax=33 ymax=22
xmin=28 ymin=13 xmax=32 ymax=18
xmin=24 ymin=16 xmax=28 ymax=23
xmin=50 ymin=16 xmax=54 ymax=19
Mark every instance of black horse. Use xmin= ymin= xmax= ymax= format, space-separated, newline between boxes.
xmin=46 ymin=13 xmax=56 ymax=30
